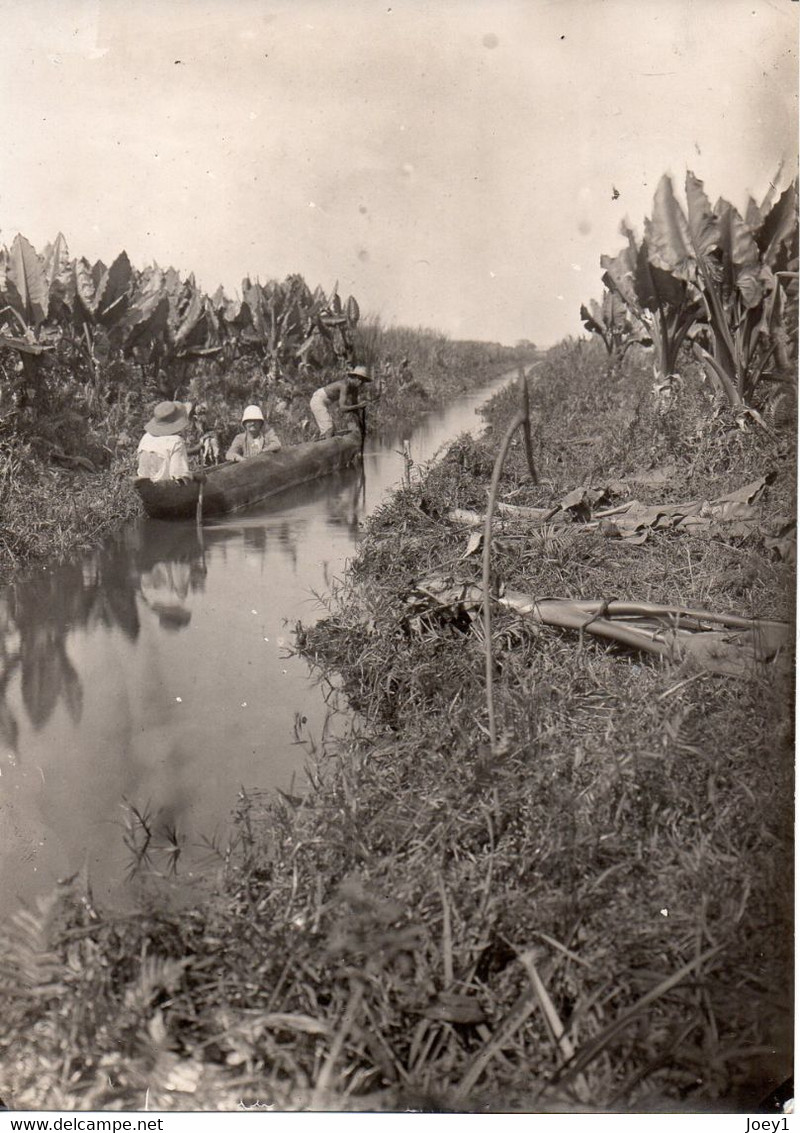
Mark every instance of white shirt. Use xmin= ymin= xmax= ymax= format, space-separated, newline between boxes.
xmin=136 ymin=432 xmax=190 ymax=481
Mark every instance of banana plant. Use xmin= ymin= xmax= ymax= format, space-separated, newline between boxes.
xmin=0 ymin=235 xmax=60 ymax=394
xmin=0 ymin=230 xmax=364 ymax=397
xmin=600 ymin=223 xmax=702 ymax=383
xmin=645 ymin=171 xmax=797 ymax=407
xmin=579 ymin=288 xmax=650 ymax=363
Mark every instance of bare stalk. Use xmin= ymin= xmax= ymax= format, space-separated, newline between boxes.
xmin=482 ymin=412 xmax=527 ymax=752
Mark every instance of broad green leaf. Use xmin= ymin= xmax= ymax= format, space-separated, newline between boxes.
xmin=579 ymin=301 xmax=605 ymax=337
xmin=645 ymin=174 xmax=694 ymax=280
xmin=716 ymin=200 xmax=758 ymax=267
xmin=242 ymin=280 xmax=267 ymax=338
xmin=759 ymin=161 xmax=785 ymax=214
xmin=162 ymin=267 xmax=183 ymax=321
xmin=757 ymin=181 xmax=798 ymax=268
xmin=604 ymin=289 xmax=628 ymax=326
xmin=95 ymin=250 xmax=133 ymax=324
xmin=43 ymin=233 xmax=71 ymax=289
xmin=122 ymin=295 xmax=169 ymax=353
xmin=173 ymin=287 xmax=205 ymax=347
xmin=736 ymin=264 xmax=764 ymax=309
xmin=745 ymin=196 xmax=763 ymax=230
xmin=90 ymin=259 xmax=107 ymax=289
xmin=7 ymin=234 xmax=49 ymax=329
xmin=600 ymin=244 xmax=640 ymax=313
xmin=74 ymin=257 xmax=97 ymax=315
xmin=637 ymin=243 xmax=688 ymax=313
xmin=42 ymin=233 xmax=74 ymax=318
xmin=685 ymin=172 xmax=720 ymax=262
xmin=201 ymin=297 xmax=220 ymax=344
xmin=118 ymin=267 xmax=167 ymax=347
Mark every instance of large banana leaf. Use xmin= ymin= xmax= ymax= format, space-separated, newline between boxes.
xmin=95 ymin=250 xmax=133 ymax=324
xmin=42 ymin=233 xmax=74 ymax=319
xmin=91 ymin=259 xmax=107 ymax=289
xmin=122 ymin=296 xmax=169 ymax=354
xmin=6 ymin=234 xmax=49 ymax=330
xmin=579 ymin=300 xmax=606 ymax=339
xmin=242 ymin=279 xmax=268 ymax=340
xmin=74 ymin=257 xmax=98 ymax=316
xmin=645 ymin=174 xmax=696 ymax=281
xmin=757 ymin=181 xmax=798 ymax=269
xmin=173 ymin=284 xmax=205 ymax=348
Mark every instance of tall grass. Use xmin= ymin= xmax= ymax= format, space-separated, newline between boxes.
xmin=0 ymin=338 xmax=792 ymax=1112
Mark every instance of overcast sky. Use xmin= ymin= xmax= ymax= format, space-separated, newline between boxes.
xmin=0 ymin=0 xmax=796 ymax=345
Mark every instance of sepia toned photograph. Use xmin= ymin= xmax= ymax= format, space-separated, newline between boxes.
xmin=0 ymin=0 xmax=796 ymax=1120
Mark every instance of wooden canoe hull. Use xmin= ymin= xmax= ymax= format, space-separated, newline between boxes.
xmin=134 ymin=434 xmax=362 ymax=520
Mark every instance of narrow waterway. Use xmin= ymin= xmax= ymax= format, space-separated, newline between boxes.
xmin=0 ymin=372 xmax=513 ymax=912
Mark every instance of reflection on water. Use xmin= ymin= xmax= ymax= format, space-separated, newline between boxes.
xmin=0 ymin=373 xmax=511 ymax=911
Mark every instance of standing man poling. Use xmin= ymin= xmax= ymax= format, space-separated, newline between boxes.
xmin=309 ymin=365 xmax=372 ymax=440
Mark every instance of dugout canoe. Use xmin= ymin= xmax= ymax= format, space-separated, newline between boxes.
xmin=135 ymin=433 xmax=362 ymax=520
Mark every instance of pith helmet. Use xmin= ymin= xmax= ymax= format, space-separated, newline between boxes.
xmin=347 ymin=365 xmax=371 ymax=381
xmin=242 ymin=404 xmax=265 ymax=422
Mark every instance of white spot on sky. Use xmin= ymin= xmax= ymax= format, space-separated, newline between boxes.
xmin=175 ymin=697 xmax=182 ymax=703
xmin=571 ymin=263 xmax=582 ymax=271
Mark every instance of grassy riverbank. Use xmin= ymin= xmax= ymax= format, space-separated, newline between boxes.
xmin=0 ymin=339 xmax=792 ymax=1112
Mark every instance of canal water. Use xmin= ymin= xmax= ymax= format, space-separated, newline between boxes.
xmin=0 ymin=373 xmax=513 ymax=913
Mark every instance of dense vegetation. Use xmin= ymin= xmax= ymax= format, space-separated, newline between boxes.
xmin=0 ymin=231 xmax=530 ymax=577
xmin=581 ymin=172 xmax=797 ymax=417
xmin=0 ymin=334 xmax=793 ymax=1112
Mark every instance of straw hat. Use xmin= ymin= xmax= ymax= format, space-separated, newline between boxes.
xmin=146 ymin=401 xmax=190 ymax=436
xmin=242 ymin=404 xmax=265 ymax=422
xmin=347 ymin=365 xmax=371 ymax=381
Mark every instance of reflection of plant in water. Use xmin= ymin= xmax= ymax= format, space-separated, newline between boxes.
xmin=121 ymin=799 xmax=185 ymax=880
xmin=0 ymin=595 xmax=21 ymax=758
xmin=0 ymin=522 xmax=212 ymax=742
xmin=0 ymin=534 xmax=141 ymax=739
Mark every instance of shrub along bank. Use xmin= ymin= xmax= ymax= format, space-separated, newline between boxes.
xmin=0 ymin=338 xmax=792 ymax=1112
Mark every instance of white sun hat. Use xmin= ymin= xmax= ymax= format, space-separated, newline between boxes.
xmin=242 ymin=404 xmax=265 ymax=422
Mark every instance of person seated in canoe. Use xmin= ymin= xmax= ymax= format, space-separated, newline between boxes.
xmin=225 ymin=404 xmax=282 ymax=462
xmin=310 ymin=365 xmax=372 ymax=440
xmin=136 ymin=401 xmax=198 ymax=482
